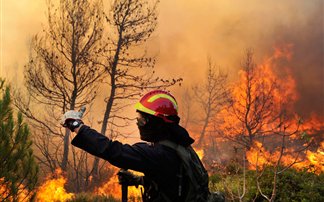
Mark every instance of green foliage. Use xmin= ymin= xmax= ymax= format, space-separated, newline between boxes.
xmin=209 ymin=173 xmax=222 ymax=185
xmin=0 ymin=79 xmax=39 ymax=201
xmin=275 ymin=169 xmax=324 ymax=202
xmin=209 ymin=166 xmax=324 ymax=202
xmin=68 ymin=193 xmax=119 ymax=202
xmin=300 ymin=131 xmax=311 ymax=141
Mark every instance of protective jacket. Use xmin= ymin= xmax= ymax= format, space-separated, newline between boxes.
xmin=71 ymin=124 xmax=199 ymax=201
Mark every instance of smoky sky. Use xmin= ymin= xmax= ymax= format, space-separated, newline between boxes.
xmin=2 ymin=0 xmax=323 ymax=120
xmin=271 ymin=2 xmax=324 ymax=118
xmin=154 ymin=0 xmax=324 ymax=119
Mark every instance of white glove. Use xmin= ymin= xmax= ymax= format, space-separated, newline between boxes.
xmin=61 ymin=106 xmax=86 ymax=132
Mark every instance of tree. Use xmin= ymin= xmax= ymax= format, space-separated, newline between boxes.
xmin=179 ymin=88 xmax=193 ymax=129
xmin=15 ymin=0 xmax=105 ymax=192
xmin=26 ymin=0 xmax=104 ymax=171
xmin=91 ymin=0 xmax=182 ymax=182
xmin=18 ymin=0 xmax=181 ymax=191
xmin=210 ymin=167 xmax=324 ymax=202
xmin=192 ymin=58 xmax=229 ymax=148
xmin=219 ymin=48 xmax=314 ymax=201
xmin=220 ymin=50 xmax=280 ymax=149
xmin=0 ymin=79 xmax=39 ymax=202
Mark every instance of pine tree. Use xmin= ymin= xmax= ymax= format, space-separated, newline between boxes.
xmin=0 ymin=79 xmax=39 ymax=202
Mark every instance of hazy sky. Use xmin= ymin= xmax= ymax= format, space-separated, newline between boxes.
xmin=1 ymin=0 xmax=323 ymax=118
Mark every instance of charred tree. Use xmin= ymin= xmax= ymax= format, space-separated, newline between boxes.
xmin=221 ymin=49 xmax=314 ymax=201
xmin=222 ymin=50 xmax=278 ymax=149
xmin=179 ymin=88 xmax=193 ymax=129
xmin=16 ymin=0 xmax=105 ymax=192
xmin=91 ymin=0 xmax=182 ymax=184
xmin=193 ymin=58 xmax=229 ymax=148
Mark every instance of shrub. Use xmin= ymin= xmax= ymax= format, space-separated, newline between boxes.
xmin=209 ymin=166 xmax=323 ymax=202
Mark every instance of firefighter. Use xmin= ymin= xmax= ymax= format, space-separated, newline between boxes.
xmin=61 ymin=90 xmax=209 ymax=201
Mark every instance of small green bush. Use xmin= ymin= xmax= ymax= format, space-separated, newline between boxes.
xmin=209 ymin=166 xmax=324 ymax=202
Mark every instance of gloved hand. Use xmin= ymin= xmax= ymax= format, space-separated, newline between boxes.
xmin=61 ymin=107 xmax=86 ymax=132
xmin=63 ymin=119 xmax=83 ymax=132
xmin=117 ymin=169 xmax=143 ymax=187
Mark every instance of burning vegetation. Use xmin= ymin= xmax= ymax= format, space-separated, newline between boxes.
xmin=191 ymin=45 xmax=323 ymax=201
xmin=36 ymin=169 xmax=74 ymax=202
xmin=197 ymin=45 xmax=324 ymax=175
xmin=246 ymin=140 xmax=324 ymax=174
xmin=1 ymin=0 xmax=322 ymax=201
xmin=0 ymin=178 xmax=31 ymax=202
xmin=2 ymin=42 xmax=322 ymax=201
xmin=95 ymin=169 xmax=143 ymax=202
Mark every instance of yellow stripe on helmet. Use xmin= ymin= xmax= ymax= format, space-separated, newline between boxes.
xmin=147 ymin=93 xmax=178 ymax=110
xmin=134 ymin=102 xmax=156 ymax=116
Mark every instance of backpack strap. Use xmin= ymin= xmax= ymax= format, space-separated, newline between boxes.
xmin=159 ymin=140 xmax=200 ymax=191
xmin=142 ymin=176 xmax=173 ymax=202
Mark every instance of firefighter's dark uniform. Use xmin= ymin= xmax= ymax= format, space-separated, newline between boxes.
xmin=71 ymin=125 xmax=193 ymax=201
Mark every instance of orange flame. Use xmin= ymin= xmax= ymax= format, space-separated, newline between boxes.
xmin=195 ymin=149 xmax=204 ymax=160
xmin=220 ymin=44 xmax=299 ymax=140
xmin=216 ymin=44 xmax=324 ymax=175
xmin=300 ymin=113 xmax=324 ymax=133
xmin=0 ymin=178 xmax=30 ymax=201
xmin=246 ymin=140 xmax=324 ymax=174
xmin=36 ymin=169 xmax=74 ymax=202
xmin=0 ymin=178 xmax=12 ymax=201
xmin=304 ymin=142 xmax=324 ymax=174
xmin=246 ymin=141 xmax=272 ymax=170
xmin=0 ymin=178 xmax=7 ymax=198
xmin=273 ymin=43 xmax=294 ymax=60
xmin=95 ymin=168 xmax=143 ymax=201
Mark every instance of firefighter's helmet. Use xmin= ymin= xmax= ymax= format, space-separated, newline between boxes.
xmin=135 ymin=90 xmax=178 ymax=122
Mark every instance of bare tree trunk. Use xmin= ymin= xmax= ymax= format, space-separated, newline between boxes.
xmin=197 ymin=110 xmax=210 ymax=148
xmin=193 ymin=58 xmax=229 ymax=148
xmin=91 ymin=22 xmax=122 ymax=183
xmin=62 ymin=129 xmax=71 ymax=171
xmin=91 ymin=85 xmax=116 ymax=183
xmin=90 ymin=0 xmax=180 ymax=186
xmin=239 ymin=149 xmax=247 ymax=201
xmin=62 ymin=31 xmax=79 ymax=170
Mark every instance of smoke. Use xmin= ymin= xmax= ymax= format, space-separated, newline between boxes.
xmin=154 ymin=0 xmax=323 ymax=119
xmin=275 ymin=4 xmax=324 ymax=119
xmin=2 ymin=0 xmax=323 ymax=118
xmin=1 ymin=0 xmax=46 ymax=84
